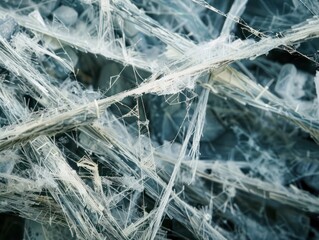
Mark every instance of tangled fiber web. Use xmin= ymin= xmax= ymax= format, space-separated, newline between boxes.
xmin=0 ymin=0 xmax=319 ymax=239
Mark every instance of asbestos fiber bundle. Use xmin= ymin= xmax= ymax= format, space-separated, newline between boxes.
xmin=0 ymin=0 xmax=319 ymax=239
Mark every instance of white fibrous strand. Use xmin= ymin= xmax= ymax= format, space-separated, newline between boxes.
xmin=0 ymin=1 xmax=319 ymax=240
